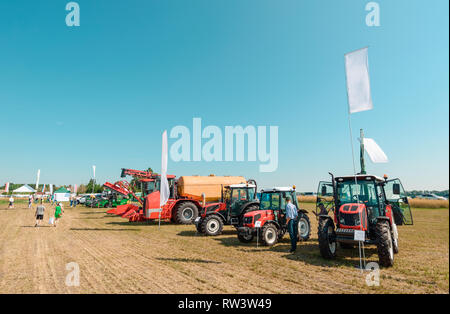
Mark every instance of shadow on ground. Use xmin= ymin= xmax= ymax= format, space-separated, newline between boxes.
xmin=70 ymin=227 xmax=140 ymax=231
xmin=155 ymin=257 xmax=221 ymax=264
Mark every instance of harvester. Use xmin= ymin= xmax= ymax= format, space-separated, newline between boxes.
xmin=315 ymin=130 xmax=413 ymax=267
xmin=237 ymin=186 xmax=311 ymax=246
xmin=113 ymin=168 xmax=250 ymax=225
xmin=194 ymin=180 xmax=259 ymax=236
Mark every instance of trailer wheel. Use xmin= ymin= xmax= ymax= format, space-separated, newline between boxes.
xmin=237 ymin=233 xmax=254 ymax=243
xmin=318 ymin=218 xmax=337 ymax=259
xmin=174 ymin=202 xmax=198 ymax=224
xmin=261 ymin=223 xmax=278 ymax=246
xmin=297 ymin=212 xmax=311 ymax=241
xmin=201 ymin=215 xmax=223 ymax=236
xmin=376 ymin=220 xmax=394 ymax=267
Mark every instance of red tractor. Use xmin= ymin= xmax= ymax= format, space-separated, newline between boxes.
xmin=316 ymin=172 xmax=413 ymax=267
xmin=194 ymin=180 xmax=259 ymax=236
xmin=237 ymin=187 xmax=311 ymax=246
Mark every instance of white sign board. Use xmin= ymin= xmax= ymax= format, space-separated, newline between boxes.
xmin=354 ymin=230 xmax=366 ymax=242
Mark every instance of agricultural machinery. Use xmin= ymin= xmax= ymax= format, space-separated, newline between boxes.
xmin=110 ymin=168 xmax=249 ymax=225
xmin=237 ymin=187 xmax=311 ymax=246
xmin=194 ymin=180 xmax=259 ymax=236
xmin=315 ymin=131 xmax=413 ymax=267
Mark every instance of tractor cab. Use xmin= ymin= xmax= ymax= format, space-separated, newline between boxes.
xmin=222 ymin=183 xmax=257 ymax=219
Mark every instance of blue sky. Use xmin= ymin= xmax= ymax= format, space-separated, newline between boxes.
xmin=0 ymin=0 xmax=448 ymax=191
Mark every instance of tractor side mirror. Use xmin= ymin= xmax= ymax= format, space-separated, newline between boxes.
xmin=393 ymin=183 xmax=401 ymax=195
xmin=321 ymin=186 xmax=327 ymax=196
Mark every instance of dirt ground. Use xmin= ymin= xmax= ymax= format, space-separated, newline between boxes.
xmin=0 ymin=201 xmax=448 ymax=294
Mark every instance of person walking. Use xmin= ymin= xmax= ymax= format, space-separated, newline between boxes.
xmin=54 ymin=202 xmax=63 ymax=227
xmin=8 ymin=196 xmax=14 ymax=209
xmin=285 ymin=196 xmax=299 ymax=253
xmin=35 ymin=200 xmax=45 ymax=227
xmin=28 ymin=194 xmax=33 ymax=209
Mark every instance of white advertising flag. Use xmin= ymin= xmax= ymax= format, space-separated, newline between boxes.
xmin=160 ymin=130 xmax=170 ymax=207
xmin=35 ymin=169 xmax=41 ymax=190
xmin=49 ymin=184 xmax=53 ymax=195
xmin=363 ymin=138 xmax=388 ymax=163
xmin=345 ymin=47 xmax=373 ymax=114
xmin=92 ymin=165 xmax=96 ymax=178
xmin=74 ymin=184 xmax=78 ymax=194
xmin=5 ymin=182 xmax=9 ymax=193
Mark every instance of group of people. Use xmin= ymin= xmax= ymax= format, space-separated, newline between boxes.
xmin=5 ymin=194 xmax=64 ymax=227
xmin=34 ymin=199 xmax=63 ymax=227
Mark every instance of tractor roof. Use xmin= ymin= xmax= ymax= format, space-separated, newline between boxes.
xmin=228 ymin=183 xmax=256 ymax=188
xmin=261 ymin=187 xmax=295 ymax=193
xmin=335 ymin=174 xmax=385 ymax=183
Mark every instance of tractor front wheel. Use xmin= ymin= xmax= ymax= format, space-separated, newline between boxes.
xmin=237 ymin=233 xmax=254 ymax=243
xmin=261 ymin=223 xmax=278 ymax=246
xmin=318 ymin=218 xmax=337 ymax=259
xmin=174 ymin=202 xmax=199 ymax=225
xmin=297 ymin=212 xmax=311 ymax=241
xmin=201 ymin=215 xmax=224 ymax=236
xmin=376 ymin=220 xmax=394 ymax=267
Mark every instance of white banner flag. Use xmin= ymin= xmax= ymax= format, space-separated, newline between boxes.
xmin=5 ymin=182 xmax=9 ymax=193
xmin=74 ymin=184 xmax=78 ymax=194
xmin=35 ymin=169 xmax=41 ymax=190
xmin=363 ymin=138 xmax=388 ymax=163
xmin=92 ymin=165 xmax=96 ymax=178
xmin=49 ymin=184 xmax=53 ymax=195
xmin=345 ymin=47 xmax=373 ymax=114
xmin=160 ymin=130 xmax=170 ymax=207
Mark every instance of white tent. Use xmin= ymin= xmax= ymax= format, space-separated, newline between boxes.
xmin=13 ymin=184 xmax=36 ymax=193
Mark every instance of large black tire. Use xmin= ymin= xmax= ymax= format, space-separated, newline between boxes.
xmin=237 ymin=232 xmax=254 ymax=243
xmin=195 ymin=218 xmax=203 ymax=233
xmin=174 ymin=202 xmax=199 ymax=224
xmin=236 ymin=204 xmax=260 ymax=227
xmin=201 ymin=215 xmax=224 ymax=236
xmin=392 ymin=222 xmax=399 ymax=254
xmin=318 ymin=218 xmax=337 ymax=259
xmin=376 ymin=220 xmax=394 ymax=267
xmin=297 ymin=212 xmax=311 ymax=241
xmin=339 ymin=242 xmax=354 ymax=249
xmin=260 ymin=223 xmax=279 ymax=246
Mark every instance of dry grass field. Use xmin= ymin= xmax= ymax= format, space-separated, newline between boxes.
xmin=0 ymin=201 xmax=448 ymax=294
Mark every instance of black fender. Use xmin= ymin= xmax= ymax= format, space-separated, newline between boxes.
xmin=241 ymin=201 xmax=260 ymax=212
xmin=297 ymin=208 xmax=309 ymax=215
xmin=377 ymin=216 xmax=391 ymax=225
xmin=263 ymin=219 xmax=281 ymax=230
xmin=204 ymin=211 xmax=226 ymax=223
xmin=318 ymin=215 xmax=333 ymax=224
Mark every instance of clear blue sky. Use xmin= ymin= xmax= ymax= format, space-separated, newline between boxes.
xmin=0 ymin=0 xmax=448 ymax=191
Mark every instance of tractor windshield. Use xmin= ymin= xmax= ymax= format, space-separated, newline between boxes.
xmin=337 ymin=179 xmax=378 ymax=207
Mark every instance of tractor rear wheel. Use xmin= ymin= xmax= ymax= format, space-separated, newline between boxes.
xmin=297 ymin=212 xmax=311 ymax=241
xmin=174 ymin=202 xmax=198 ymax=224
xmin=201 ymin=215 xmax=224 ymax=236
xmin=318 ymin=218 xmax=337 ymax=259
xmin=261 ymin=223 xmax=278 ymax=246
xmin=376 ymin=220 xmax=394 ymax=267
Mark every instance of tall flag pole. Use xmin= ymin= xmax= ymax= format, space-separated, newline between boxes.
xmin=92 ymin=165 xmax=96 ymax=194
xmin=35 ymin=169 xmax=41 ymax=190
xmin=159 ymin=130 xmax=170 ymax=229
xmin=345 ymin=47 xmax=373 ymax=176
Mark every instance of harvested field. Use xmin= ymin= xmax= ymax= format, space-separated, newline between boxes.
xmin=0 ymin=201 xmax=448 ymax=294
